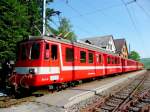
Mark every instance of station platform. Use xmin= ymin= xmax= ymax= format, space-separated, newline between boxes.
xmin=0 ymin=70 xmax=146 ymax=112
xmin=35 ymin=70 xmax=146 ymax=108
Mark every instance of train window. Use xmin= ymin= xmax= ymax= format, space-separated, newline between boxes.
xmin=44 ymin=43 xmax=50 ymax=59
xmin=51 ymin=45 xmax=58 ymax=60
xmin=21 ymin=45 xmax=27 ymax=60
xmin=107 ymin=56 xmax=111 ymax=64
xmin=66 ymin=48 xmax=74 ymax=62
xmin=99 ymin=55 xmax=102 ymax=63
xmin=112 ymin=58 xmax=114 ymax=64
xmin=89 ymin=52 xmax=93 ymax=63
xmin=113 ymin=57 xmax=116 ymax=64
xmin=115 ymin=58 xmax=118 ymax=64
xmin=30 ymin=43 xmax=40 ymax=60
xmin=118 ymin=58 xmax=120 ymax=64
xmin=80 ymin=51 xmax=86 ymax=63
xmin=111 ymin=58 xmax=113 ymax=64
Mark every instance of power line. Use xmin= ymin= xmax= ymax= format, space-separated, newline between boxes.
xmin=64 ymin=3 xmax=106 ymax=34
xmin=82 ymin=3 xmax=123 ymax=16
xmin=52 ymin=13 xmax=93 ymax=36
xmin=65 ymin=0 xmax=123 ymax=17
xmin=73 ymin=24 xmax=92 ymax=35
xmin=80 ymin=0 xmax=127 ymax=36
xmin=61 ymin=13 xmax=93 ymax=35
xmin=121 ymin=0 xmax=148 ymax=57
xmin=126 ymin=0 xmax=150 ymax=19
xmin=51 ymin=20 xmax=59 ymax=28
xmin=50 ymin=1 xmax=101 ymax=36
xmin=62 ymin=0 xmax=135 ymax=37
xmin=135 ymin=2 xmax=150 ymax=19
xmin=65 ymin=0 xmax=135 ymax=38
xmin=121 ymin=0 xmax=141 ymax=37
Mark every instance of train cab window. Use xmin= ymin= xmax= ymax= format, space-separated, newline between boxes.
xmin=66 ymin=48 xmax=74 ymax=62
xmin=21 ymin=45 xmax=27 ymax=60
xmin=30 ymin=43 xmax=40 ymax=60
xmin=89 ymin=53 xmax=93 ymax=63
xmin=51 ymin=45 xmax=58 ymax=60
xmin=80 ymin=51 xmax=86 ymax=63
xmin=44 ymin=43 xmax=50 ymax=59
xmin=107 ymin=56 xmax=111 ymax=64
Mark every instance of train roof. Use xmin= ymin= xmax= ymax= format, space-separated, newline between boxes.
xmin=27 ymin=36 xmax=120 ymax=56
xmin=21 ymin=36 xmax=137 ymax=61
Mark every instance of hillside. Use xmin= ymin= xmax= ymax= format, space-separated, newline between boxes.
xmin=140 ymin=58 xmax=150 ymax=69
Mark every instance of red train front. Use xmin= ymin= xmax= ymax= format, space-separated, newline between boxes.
xmin=11 ymin=37 xmax=62 ymax=88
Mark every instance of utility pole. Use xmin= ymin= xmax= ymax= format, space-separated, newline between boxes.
xmin=42 ymin=0 xmax=46 ymax=36
xmin=129 ymin=43 xmax=131 ymax=54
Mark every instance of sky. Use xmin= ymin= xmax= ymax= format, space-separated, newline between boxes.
xmin=48 ymin=0 xmax=150 ymax=58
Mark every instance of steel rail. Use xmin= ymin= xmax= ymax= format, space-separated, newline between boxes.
xmin=112 ymin=72 xmax=147 ymax=112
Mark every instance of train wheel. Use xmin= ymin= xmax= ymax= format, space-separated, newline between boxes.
xmin=61 ymin=83 xmax=68 ymax=90
xmin=70 ymin=82 xmax=76 ymax=87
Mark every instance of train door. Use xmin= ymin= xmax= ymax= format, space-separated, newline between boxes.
xmin=103 ymin=54 xmax=107 ymax=75
xmin=49 ymin=43 xmax=60 ymax=82
xmin=88 ymin=50 xmax=95 ymax=78
xmin=62 ymin=45 xmax=75 ymax=82
xmin=121 ymin=58 xmax=125 ymax=72
xmin=95 ymin=53 xmax=105 ymax=77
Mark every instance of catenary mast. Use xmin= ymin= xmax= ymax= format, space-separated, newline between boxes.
xmin=42 ymin=0 xmax=46 ymax=36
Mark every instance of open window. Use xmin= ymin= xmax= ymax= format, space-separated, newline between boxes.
xmin=51 ymin=45 xmax=58 ymax=60
xmin=45 ymin=43 xmax=50 ymax=59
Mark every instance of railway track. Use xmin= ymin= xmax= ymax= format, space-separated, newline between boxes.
xmin=80 ymin=71 xmax=150 ymax=112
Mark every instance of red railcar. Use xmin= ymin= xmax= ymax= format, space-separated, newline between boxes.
xmin=10 ymin=36 xmax=144 ymax=88
xmin=137 ymin=62 xmax=144 ymax=70
xmin=125 ymin=59 xmax=137 ymax=72
xmin=105 ymin=54 xmax=122 ymax=75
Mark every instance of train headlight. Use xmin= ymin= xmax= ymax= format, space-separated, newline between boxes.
xmin=29 ymin=68 xmax=36 ymax=74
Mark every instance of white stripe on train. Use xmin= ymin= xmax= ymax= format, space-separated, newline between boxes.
xmin=15 ymin=66 xmax=138 ymax=75
xmin=15 ymin=43 xmax=142 ymax=75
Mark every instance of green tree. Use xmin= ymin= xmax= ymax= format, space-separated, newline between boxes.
xmin=0 ymin=0 xmax=29 ymax=61
xmin=57 ymin=17 xmax=77 ymax=41
xmin=20 ymin=0 xmax=54 ymax=36
xmin=0 ymin=0 xmax=54 ymax=61
xmin=129 ymin=51 xmax=140 ymax=61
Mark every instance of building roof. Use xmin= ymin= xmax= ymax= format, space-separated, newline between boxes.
xmin=114 ymin=38 xmax=127 ymax=53
xmin=81 ymin=35 xmax=114 ymax=48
